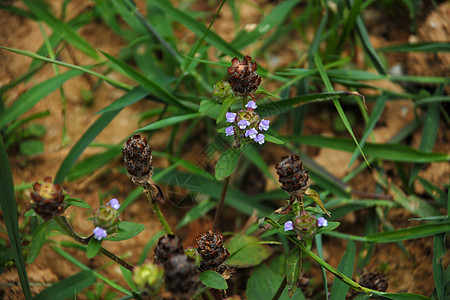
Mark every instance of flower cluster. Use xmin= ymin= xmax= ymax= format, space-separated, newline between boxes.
xmin=284 ymin=211 xmax=328 ymax=239
xmin=93 ymin=198 xmax=121 ymax=241
xmin=224 ymin=100 xmax=270 ymax=145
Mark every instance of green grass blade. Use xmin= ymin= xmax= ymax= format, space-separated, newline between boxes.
xmin=0 ymin=139 xmax=32 ymax=299
xmin=335 ymin=0 xmax=362 ymax=54
xmin=330 ymin=241 xmax=356 ymax=300
xmin=365 ymin=223 xmax=450 ymax=243
xmin=136 ymin=113 xmax=202 ymax=131
xmin=433 ymin=233 xmax=446 ymax=299
xmin=150 ymin=0 xmax=241 ymax=58
xmin=100 ymin=50 xmax=192 ymax=111
xmin=285 ymin=135 xmax=450 ymax=163
xmin=54 ymin=86 xmax=148 ymax=183
xmin=348 ymin=93 xmax=387 ymax=167
xmin=34 ymin=270 xmax=96 ymax=300
xmin=415 ymin=96 xmax=450 ymax=106
xmin=0 ymin=69 xmax=82 ymax=128
xmin=378 ymin=42 xmax=450 ymax=52
xmin=314 ymin=53 xmax=370 ymax=167
xmin=95 ymin=86 xmax=149 ymax=115
xmin=0 ymin=46 xmax=131 ymax=90
xmin=231 ymin=0 xmax=301 ymax=50
xmin=375 ymin=293 xmax=431 ymax=300
xmin=22 ymin=0 xmax=99 ymax=59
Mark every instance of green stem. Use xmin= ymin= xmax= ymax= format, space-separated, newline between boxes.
xmin=272 ymin=275 xmax=287 ymax=300
xmin=143 ymin=186 xmax=173 ymax=235
xmin=213 ymin=175 xmax=231 ymax=231
xmin=54 ymin=216 xmax=134 ymax=271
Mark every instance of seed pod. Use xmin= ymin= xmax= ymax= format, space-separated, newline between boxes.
xmin=359 ymin=272 xmax=388 ymax=292
xmin=30 ymin=177 xmax=65 ymax=221
xmin=164 ymin=254 xmax=200 ymax=298
xmin=276 ymin=155 xmax=310 ymax=198
xmin=122 ymin=134 xmax=153 ymax=183
xmin=154 ymin=235 xmax=184 ymax=268
xmin=196 ymin=230 xmax=230 ymax=271
xmin=227 ymin=55 xmax=261 ymax=97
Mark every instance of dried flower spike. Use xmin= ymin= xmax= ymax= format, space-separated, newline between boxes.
xmin=164 ymin=254 xmax=200 ymax=298
xmin=122 ymin=134 xmax=153 ymax=184
xmin=227 ymin=55 xmax=261 ymax=98
xmin=30 ymin=176 xmax=65 ymax=221
xmin=196 ymin=230 xmax=230 ymax=271
xmin=154 ymin=235 xmax=184 ymax=268
xmin=276 ymin=155 xmax=310 ymax=198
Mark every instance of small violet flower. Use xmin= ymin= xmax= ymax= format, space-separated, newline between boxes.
xmin=225 ymin=126 xmax=235 ymax=136
xmin=107 ymin=198 xmax=121 ymax=210
xmin=245 ymin=128 xmax=258 ymax=139
xmin=284 ymin=221 xmax=293 ymax=231
xmin=245 ymin=100 xmax=257 ymax=110
xmin=226 ymin=112 xmax=236 ymax=123
xmin=238 ymin=119 xmax=250 ymax=129
xmin=93 ymin=227 xmax=108 ymax=240
xmin=254 ymin=133 xmax=265 ymax=145
xmin=317 ymin=217 xmax=328 ymax=227
xmin=259 ymin=119 xmax=270 ymax=131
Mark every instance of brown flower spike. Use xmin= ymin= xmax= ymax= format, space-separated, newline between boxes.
xmin=276 ymin=155 xmax=310 ymax=199
xmin=196 ymin=230 xmax=230 ymax=272
xmin=164 ymin=254 xmax=200 ymax=298
xmin=227 ymin=55 xmax=261 ymax=98
xmin=30 ymin=176 xmax=65 ymax=220
xmin=154 ymin=235 xmax=184 ymax=268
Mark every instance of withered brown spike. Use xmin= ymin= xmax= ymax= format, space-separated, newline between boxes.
xmin=196 ymin=230 xmax=230 ymax=272
xmin=164 ymin=254 xmax=200 ymax=297
xmin=276 ymin=155 xmax=309 ymax=198
xmin=227 ymin=55 xmax=261 ymax=97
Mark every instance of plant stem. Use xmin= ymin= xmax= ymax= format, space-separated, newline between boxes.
xmin=213 ymin=175 xmax=231 ymax=231
xmin=55 ymin=216 xmax=134 ymax=271
xmin=272 ymin=275 xmax=287 ymax=300
xmin=143 ymin=186 xmax=173 ymax=235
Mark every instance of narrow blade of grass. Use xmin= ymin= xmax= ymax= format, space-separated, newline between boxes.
xmin=23 ymin=0 xmax=99 ymax=59
xmin=365 ymin=223 xmax=450 ymax=243
xmin=0 ymin=139 xmax=32 ymax=299
xmin=136 ymin=113 xmax=202 ymax=131
xmin=433 ymin=233 xmax=446 ymax=299
xmin=34 ymin=270 xmax=96 ymax=300
xmin=330 ymin=241 xmax=356 ymax=300
xmin=378 ymin=42 xmax=450 ymax=52
xmin=54 ymin=86 xmax=148 ymax=183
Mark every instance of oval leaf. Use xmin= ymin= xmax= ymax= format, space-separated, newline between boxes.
xmin=215 ymin=148 xmax=240 ymax=180
xmin=86 ymin=238 xmax=101 ymax=259
xmin=226 ymin=235 xmax=271 ymax=268
xmin=199 ymin=270 xmax=228 ymax=290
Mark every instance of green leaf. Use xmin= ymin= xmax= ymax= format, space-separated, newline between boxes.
xmin=100 ymin=51 xmax=191 ymax=111
xmin=374 ymin=292 xmax=431 ymax=300
xmin=199 ymin=100 xmax=221 ymax=119
xmin=199 ymin=270 xmax=228 ymax=290
xmin=24 ymin=209 xmax=37 ymax=217
xmin=317 ymin=221 xmax=340 ymax=234
xmin=137 ymin=113 xmax=202 ymax=131
xmin=107 ymin=221 xmax=145 ymax=241
xmin=286 ymin=247 xmax=302 ymax=297
xmin=19 ymin=139 xmax=44 ymax=156
xmin=365 ymin=223 xmax=450 ymax=243
xmin=378 ymin=42 xmax=450 ymax=52
xmin=433 ymin=233 xmax=446 ymax=299
xmin=54 ymin=86 xmax=148 ymax=183
xmin=0 ymin=69 xmax=81 ymax=128
xmin=95 ymin=85 xmax=149 ymax=115
xmin=217 ymin=97 xmax=238 ymax=124
xmin=284 ymin=135 xmax=450 ymax=163
xmin=246 ymin=264 xmax=305 ymax=300
xmin=264 ymin=133 xmax=285 ymax=144
xmin=27 ymin=221 xmax=48 ymax=263
xmin=390 ymin=185 xmax=440 ymax=218
xmin=22 ymin=0 xmax=99 ymax=59
xmin=34 ymin=270 xmax=96 ymax=300
xmin=305 ymin=188 xmax=331 ymax=216
xmin=120 ymin=266 xmax=138 ymax=292
xmin=330 ymin=241 xmax=356 ymax=300
xmin=226 ymin=235 xmax=271 ymax=267
xmin=0 ymin=139 xmax=32 ymax=299
xmin=87 ymin=238 xmax=102 ymax=259
xmin=65 ymin=196 xmax=91 ymax=208
xmin=215 ymin=148 xmax=240 ymax=180
xmin=176 ymin=199 xmax=216 ymax=229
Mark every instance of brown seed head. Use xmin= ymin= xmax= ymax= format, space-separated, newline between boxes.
xmin=164 ymin=254 xmax=200 ymax=297
xmin=122 ymin=134 xmax=153 ymax=182
xmin=276 ymin=155 xmax=310 ymax=198
xmin=196 ymin=230 xmax=230 ymax=271
xmin=227 ymin=55 xmax=261 ymax=97
xmin=30 ymin=176 xmax=65 ymax=220
xmin=154 ymin=235 xmax=184 ymax=268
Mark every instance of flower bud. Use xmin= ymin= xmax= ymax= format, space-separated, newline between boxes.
xmin=133 ymin=261 xmax=164 ymax=296
xmin=93 ymin=199 xmax=121 ymax=237
xmin=293 ymin=211 xmax=318 ymax=238
xmin=212 ymin=81 xmax=233 ymax=101
xmin=30 ymin=177 xmax=65 ymax=221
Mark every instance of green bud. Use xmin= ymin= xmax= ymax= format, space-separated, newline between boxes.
xmin=133 ymin=261 xmax=164 ymax=295
xmin=185 ymin=247 xmax=201 ymax=268
xmin=93 ymin=205 xmax=120 ymax=234
xmin=293 ymin=211 xmax=318 ymax=238
xmin=212 ymin=81 xmax=233 ymax=102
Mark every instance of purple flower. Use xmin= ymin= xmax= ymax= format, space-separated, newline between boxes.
xmin=238 ymin=119 xmax=250 ymax=129
xmin=245 ymin=128 xmax=258 ymax=139
xmin=93 ymin=227 xmax=108 ymax=240
xmin=107 ymin=198 xmax=120 ymax=210
xmin=284 ymin=221 xmax=293 ymax=231
xmin=226 ymin=112 xmax=236 ymax=123
xmin=259 ymin=119 xmax=270 ymax=131
xmin=317 ymin=217 xmax=328 ymax=227
xmin=245 ymin=100 xmax=257 ymax=109
xmin=225 ymin=126 xmax=235 ymax=136
xmin=254 ymin=133 xmax=265 ymax=145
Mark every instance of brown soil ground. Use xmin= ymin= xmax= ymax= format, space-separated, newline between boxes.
xmin=0 ymin=1 xmax=449 ymax=299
